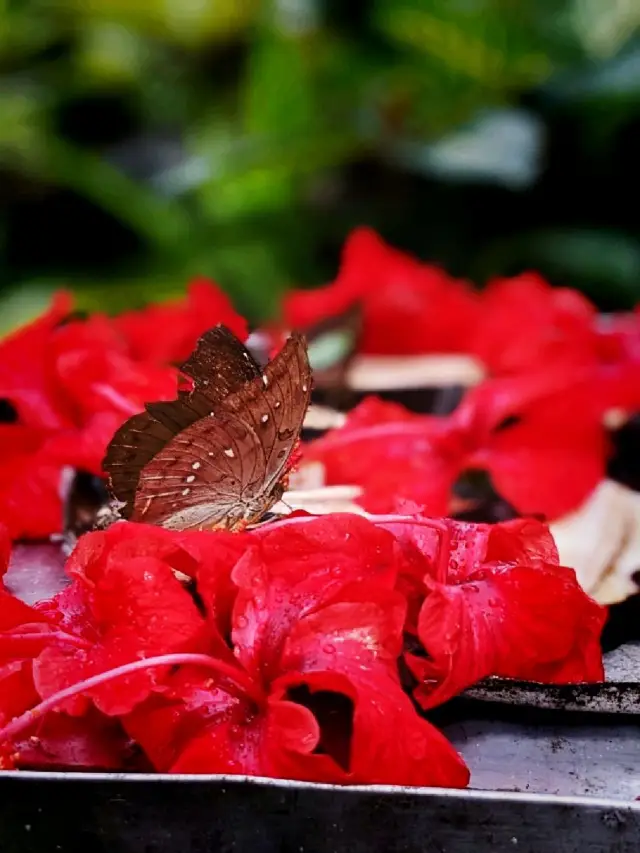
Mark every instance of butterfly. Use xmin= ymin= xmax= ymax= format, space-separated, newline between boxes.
xmin=102 ymin=325 xmax=312 ymax=531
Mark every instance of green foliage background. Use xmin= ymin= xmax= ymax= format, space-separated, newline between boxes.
xmin=1 ymin=0 xmax=640 ymax=331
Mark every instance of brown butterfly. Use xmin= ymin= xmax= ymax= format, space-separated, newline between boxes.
xmin=102 ymin=325 xmax=312 ymax=531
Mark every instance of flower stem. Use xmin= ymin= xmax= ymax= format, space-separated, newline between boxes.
xmin=0 ymin=653 xmax=264 ymax=744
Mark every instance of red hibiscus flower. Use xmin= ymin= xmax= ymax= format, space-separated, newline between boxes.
xmin=115 ymin=277 xmax=248 ymax=364
xmin=0 ymin=298 xmax=177 ymax=539
xmin=0 ymin=516 xmax=469 ymax=787
xmin=471 ymin=273 xmax=598 ymax=375
xmin=0 ymin=577 xmax=73 ymax=728
xmin=370 ymin=514 xmax=605 ymax=708
xmin=123 ymin=515 xmax=468 ymax=786
xmin=306 ymin=368 xmax=607 ymax=520
xmin=283 ymin=228 xmax=480 ymax=355
xmin=34 ymin=554 xmax=208 ymax=717
xmin=0 ymin=560 xmax=135 ymax=771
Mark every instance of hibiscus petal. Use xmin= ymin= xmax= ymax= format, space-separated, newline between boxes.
xmin=0 ymin=662 xmax=40 ymax=728
xmin=0 ymin=292 xmax=74 ymax=429
xmin=0 ymin=523 xmax=10 ymax=579
xmin=234 ymin=515 xmax=399 ymax=681
xmin=284 ymin=228 xmax=480 ymax=357
xmin=414 ymin=561 xmax=606 ymax=709
xmin=471 ymin=273 xmax=597 ymax=375
xmin=115 ymin=278 xmax=248 ymax=365
xmin=10 ymin=709 xmax=132 ymax=771
xmin=305 ymin=401 xmax=456 ymax=513
xmin=34 ymin=557 xmax=207 ymax=716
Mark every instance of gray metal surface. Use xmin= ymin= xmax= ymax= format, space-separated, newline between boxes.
xmin=464 ymin=644 xmax=640 ymax=714
xmin=1 ymin=772 xmax=639 ymax=853
xmin=443 ymin=714 xmax=640 ymax=799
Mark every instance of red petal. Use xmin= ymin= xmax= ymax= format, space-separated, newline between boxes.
xmin=170 ymin=697 xmax=322 ymax=779
xmin=51 ymin=315 xmax=177 ymax=422
xmin=11 ymin=710 xmax=131 ymax=770
xmin=305 ymin=400 xmax=456 ymax=513
xmin=0 ymin=433 xmax=65 ymax=540
xmin=67 ymin=522 xmax=237 ymax=584
xmin=234 ymin=515 xmax=399 ymax=681
xmin=115 ymin=278 xmax=248 ymax=365
xmin=68 ymin=522 xmax=244 ymax=649
xmin=0 ymin=292 xmax=74 ymax=429
xmin=284 ymin=228 xmax=480 ymax=356
xmin=452 ymin=370 xmax=607 ymax=519
xmin=34 ymin=557 xmax=207 ymax=715
xmin=414 ymin=561 xmax=606 ymax=709
xmin=0 ymin=662 xmax=40 ymax=727
xmin=274 ymin=594 xmax=469 ymax=787
xmin=275 ymin=581 xmax=467 ymax=787
xmin=472 ymin=273 xmax=597 ymax=375
xmin=0 ymin=524 xmax=10 ymax=579
xmin=0 ymin=588 xmax=50 ymax=631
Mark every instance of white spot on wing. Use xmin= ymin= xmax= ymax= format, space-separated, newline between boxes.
xmin=186 ymin=475 xmax=195 ymax=483
xmin=262 ymin=375 xmax=268 ymax=386
xmin=274 ymin=401 xmax=281 ymax=409
xmin=192 ymin=462 xmax=201 ymax=469
xmin=302 ymin=383 xmax=308 ymax=392
xmin=224 ymin=448 xmax=235 ymax=458
xmin=261 ymin=414 xmax=269 ymax=423
xmin=182 ymin=488 xmax=190 ymax=496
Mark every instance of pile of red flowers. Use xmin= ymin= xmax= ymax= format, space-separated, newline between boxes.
xmin=0 ymin=514 xmax=604 ymax=786
xmin=0 ymin=234 xmax=629 ymax=788
xmin=287 ymin=228 xmax=640 ymax=521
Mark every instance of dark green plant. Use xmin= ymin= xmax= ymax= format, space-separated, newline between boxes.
xmin=1 ymin=0 xmax=639 ymax=331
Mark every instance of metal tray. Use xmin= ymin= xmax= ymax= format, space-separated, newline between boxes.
xmin=1 ymin=698 xmax=640 ymax=853
xmin=4 ymin=549 xmax=640 ymax=851
xmin=464 ymin=643 xmax=640 ymax=714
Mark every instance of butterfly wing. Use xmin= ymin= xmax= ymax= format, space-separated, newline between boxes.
xmin=129 ymin=410 xmax=266 ymax=530
xmin=128 ymin=333 xmax=312 ymax=530
xmin=219 ymin=332 xmax=312 ymax=494
xmin=103 ymin=324 xmax=261 ymax=516
xmin=179 ymin=324 xmax=260 ymax=404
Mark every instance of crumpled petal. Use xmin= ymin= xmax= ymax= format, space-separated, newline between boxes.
xmin=0 ymin=292 xmax=73 ymax=429
xmin=234 ymin=514 xmax=400 ymax=681
xmin=115 ymin=278 xmax=248 ymax=364
xmin=413 ymin=560 xmax=606 ymax=709
xmin=471 ymin=273 xmax=597 ymax=375
xmin=34 ymin=556 xmax=207 ymax=716
xmin=284 ymin=228 xmax=480 ymax=356
xmin=277 ymin=592 xmax=469 ymax=787
xmin=10 ymin=709 xmax=134 ymax=771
